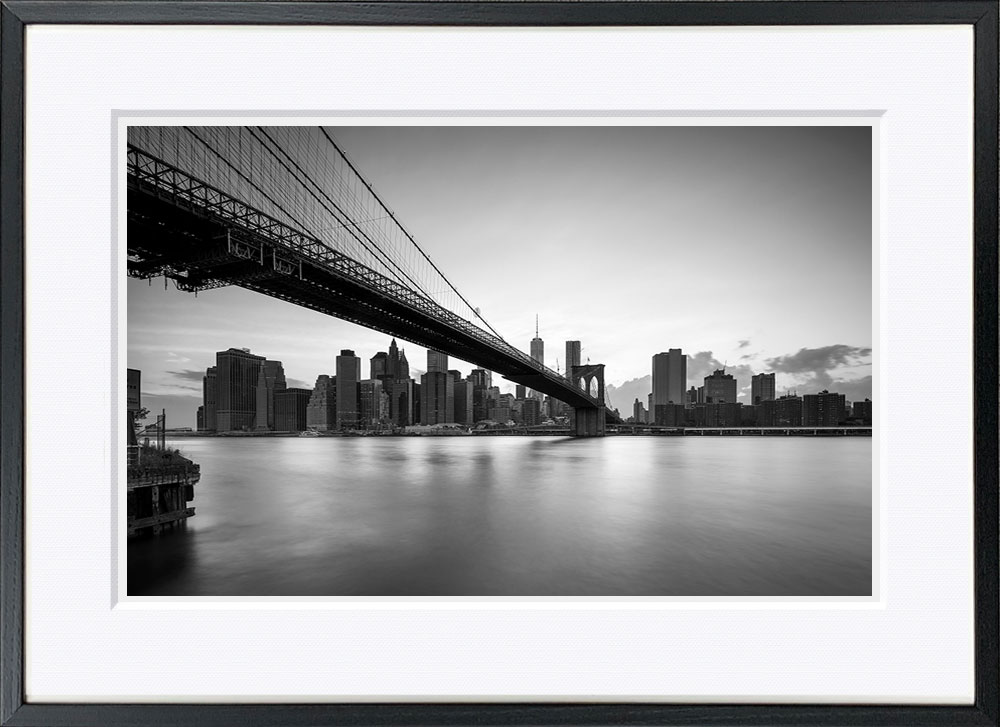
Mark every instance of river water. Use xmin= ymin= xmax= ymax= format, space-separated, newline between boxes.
xmin=127 ymin=436 xmax=872 ymax=597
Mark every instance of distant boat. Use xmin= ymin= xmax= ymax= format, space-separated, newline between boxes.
xmin=298 ymin=429 xmax=320 ymax=437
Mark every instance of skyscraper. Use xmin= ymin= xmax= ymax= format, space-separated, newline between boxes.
xmin=652 ymin=349 xmax=687 ymax=409
xmin=421 ymin=370 xmax=455 ymax=424
xmin=202 ymin=366 xmax=217 ymax=431
xmin=274 ymin=388 xmax=312 ymax=432
xmin=215 ymin=348 xmax=265 ymax=431
xmin=427 ymin=349 xmax=448 ymax=374
xmin=306 ymin=375 xmax=336 ymax=431
xmin=453 ymin=378 xmax=474 ymax=425
xmin=359 ymin=379 xmax=385 ymax=428
xmin=254 ymin=359 xmax=286 ymax=431
xmin=387 ymin=339 xmax=401 ymax=379
xmin=565 ymin=341 xmax=581 ymax=380
xmin=751 ymin=373 xmax=776 ymax=405
xmin=703 ymin=369 xmax=737 ymax=404
xmin=397 ymin=349 xmax=410 ymax=380
xmin=530 ymin=316 xmax=544 ymax=366
xmin=336 ymin=349 xmax=361 ymax=429
xmin=370 ymin=351 xmax=388 ymax=380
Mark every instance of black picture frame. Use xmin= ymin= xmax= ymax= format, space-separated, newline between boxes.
xmin=1 ymin=2 xmax=997 ymax=725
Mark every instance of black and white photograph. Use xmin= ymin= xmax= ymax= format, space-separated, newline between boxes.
xmin=126 ymin=124 xmax=873 ymax=597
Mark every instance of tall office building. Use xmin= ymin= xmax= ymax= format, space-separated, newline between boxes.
xmin=335 ymin=349 xmax=361 ymax=429
xmin=652 ymin=349 xmax=687 ymax=408
xmin=359 ymin=379 xmax=385 ymax=428
xmin=703 ymin=368 xmax=737 ymax=404
xmin=389 ymin=379 xmax=415 ymax=427
xmin=202 ymin=366 xmax=217 ymax=431
xmin=387 ymin=339 xmax=401 ymax=379
xmin=565 ymin=340 xmax=581 ymax=381
xmin=427 ymin=350 xmax=448 ymax=374
xmin=521 ymin=398 xmax=541 ymax=426
xmin=370 ymin=351 xmax=388 ymax=380
xmin=469 ymin=368 xmax=490 ymax=422
xmin=397 ymin=349 xmax=410 ymax=380
xmin=453 ymin=378 xmax=474 ymax=425
xmin=274 ymin=388 xmax=312 ymax=432
xmin=306 ymin=375 xmax=336 ymax=431
xmin=751 ymin=373 xmax=776 ymax=405
xmin=421 ymin=370 xmax=455 ymax=424
xmin=530 ymin=316 xmax=544 ymax=366
xmin=254 ymin=359 xmax=286 ymax=430
xmin=215 ymin=348 xmax=265 ymax=431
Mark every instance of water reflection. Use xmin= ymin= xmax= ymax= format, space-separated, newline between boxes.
xmin=128 ymin=437 xmax=872 ymax=596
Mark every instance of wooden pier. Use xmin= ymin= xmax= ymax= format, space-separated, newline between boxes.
xmin=127 ymin=453 xmax=200 ymax=537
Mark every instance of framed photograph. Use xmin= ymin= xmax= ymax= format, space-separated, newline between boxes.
xmin=1 ymin=1 xmax=996 ymax=725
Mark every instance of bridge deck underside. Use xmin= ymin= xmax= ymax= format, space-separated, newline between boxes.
xmin=128 ymin=181 xmax=614 ymax=415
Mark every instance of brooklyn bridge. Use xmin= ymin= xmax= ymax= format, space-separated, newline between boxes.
xmin=126 ymin=126 xmax=617 ymax=436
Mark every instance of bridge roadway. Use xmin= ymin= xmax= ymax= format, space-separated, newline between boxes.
xmin=126 ymin=146 xmax=616 ymax=432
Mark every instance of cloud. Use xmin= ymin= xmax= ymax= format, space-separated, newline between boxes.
xmin=765 ymin=345 xmax=871 ymax=374
xmin=167 ymin=369 xmax=206 ymax=382
xmin=737 ymin=339 xmax=751 ymax=349
xmin=287 ymin=378 xmax=313 ymax=389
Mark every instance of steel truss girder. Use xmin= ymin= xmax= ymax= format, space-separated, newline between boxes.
xmin=126 ymin=145 xmax=614 ymax=415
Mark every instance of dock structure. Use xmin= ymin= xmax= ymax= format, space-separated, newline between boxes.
xmin=127 ymin=449 xmax=200 ymax=537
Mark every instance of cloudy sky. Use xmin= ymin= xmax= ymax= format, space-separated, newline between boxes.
xmin=128 ymin=125 xmax=872 ymax=427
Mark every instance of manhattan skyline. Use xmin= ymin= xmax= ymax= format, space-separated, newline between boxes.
xmin=128 ymin=125 xmax=872 ymax=428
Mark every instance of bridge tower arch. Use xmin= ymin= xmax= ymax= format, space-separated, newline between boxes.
xmin=571 ymin=364 xmax=606 ymax=437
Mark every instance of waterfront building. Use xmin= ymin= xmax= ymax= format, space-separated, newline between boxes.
xmin=202 ymin=366 xmax=217 ymax=431
xmin=454 ymin=378 xmax=474 ymax=425
xmin=694 ymin=402 xmax=742 ymax=427
xmin=215 ymin=348 xmax=265 ymax=431
xmin=802 ymin=390 xmax=846 ymax=426
xmin=703 ymin=368 xmax=737 ymax=404
xmin=758 ymin=394 xmax=803 ymax=426
xmin=522 ymin=398 xmax=541 ymax=426
xmin=274 ymin=387 xmax=312 ymax=432
xmin=254 ymin=359 xmax=286 ymax=430
xmin=306 ymin=374 xmax=336 ymax=431
xmin=359 ymin=379 xmax=385 ymax=429
xmin=196 ymin=406 xmax=204 ymax=431
xmin=853 ymin=398 xmax=873 ymax=425
xmin=565 ymin=340 xmax=581 ymax=381
xmin=652 ymin=349 xmax=687 ymax=409
xmin=546 ymin=396 xmax=563 ymax=419
xmin=741 ymin=404 xmax=758 ymax=426
xmin=515 ymin=384 xmax=526 ymax=400
xmin=654 ymin=403 xmax=687 ymax=427
xmin=421 ymin=370 xmax=455 ymax=424
xmin=390 ymin=378 xmax=415 ymax=427
xmin=336 ymin=349 xmax=361 ymax=429
xmin=751 ymin=373 xmax=776 ymax=405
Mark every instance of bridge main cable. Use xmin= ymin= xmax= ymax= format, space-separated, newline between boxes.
xmin=318 ymin=128 xmax=508 ymax=342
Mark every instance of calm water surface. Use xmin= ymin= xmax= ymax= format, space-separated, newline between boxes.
xmin=128 ymin=436 xmax=872 ymax=596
